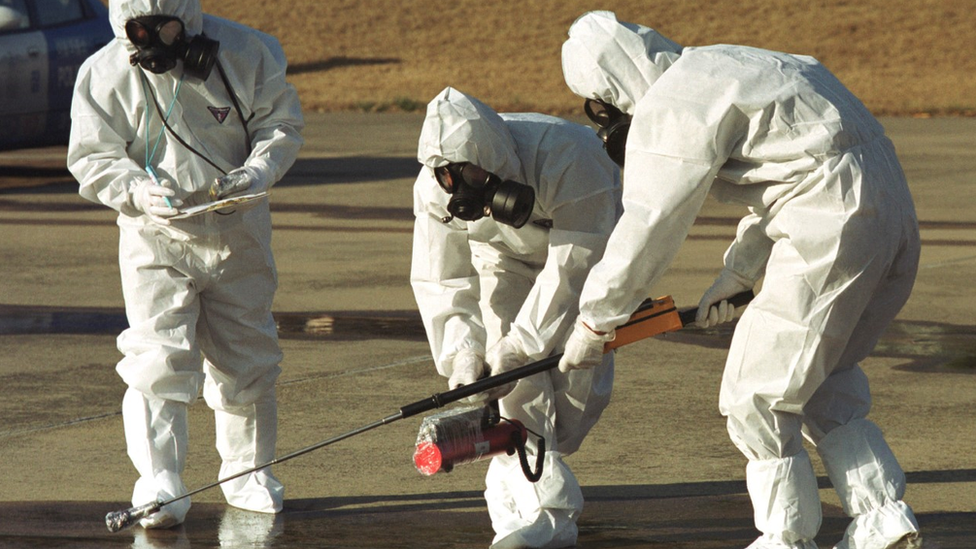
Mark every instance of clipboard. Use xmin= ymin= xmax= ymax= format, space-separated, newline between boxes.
xmin=170 ymin=192 xmax=269 ymax=220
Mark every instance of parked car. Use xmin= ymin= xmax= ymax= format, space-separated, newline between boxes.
xmin=0 ymin=0 xmax=112 ymax=151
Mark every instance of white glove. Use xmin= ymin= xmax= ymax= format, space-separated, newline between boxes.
xmin=695 ymin=269 xmax=753 ymax=328
xmin=558 ymin=319 xmax=614 ymax=373
xmin=448 ymin=348 xmax=486 ymax=391
xmin=211 ymin=166 xmax=270 ymax=200
xmin=483 ymin=335 xmax=529 ymax=401
xmin=131 ymin=178 xmax=181 ymax=225
xmin=447 ymin=349 xmax=489 ymax=404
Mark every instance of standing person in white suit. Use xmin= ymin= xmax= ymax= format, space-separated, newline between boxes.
xmin=67 ymin=0 xmax=303 ymax=529
xmin=558 ymin=11 xmax=921 ymax=549
xmin=412 ymin=87 xmax=621 ymax=548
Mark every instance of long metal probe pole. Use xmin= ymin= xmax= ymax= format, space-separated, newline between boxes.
xmin=106 ymin=290 xmax=754 ymax=532
xmin=188 ymin=413 xmax=405 ymax=500
xmin=105 ymin=412 xmax=405 ymax=532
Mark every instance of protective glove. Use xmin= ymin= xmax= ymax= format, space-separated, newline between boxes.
xmin=695 ymin=269 xmax=753 ymax=328
xmin=210 ymin=166 xmax=270 ymax=200
xmin=131 ymin=178 xmax=181 ymax=225
xmin=448 ymin=348 xmax=487 ymax=391
xmin=447 ymin=349 xmax=490 ymax=404
xmin=483 ymin=334 xmax=529 ymax=401
xmin=558 ymin=319 xmax=614 ymax=373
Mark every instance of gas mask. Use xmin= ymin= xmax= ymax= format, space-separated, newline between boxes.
xmin=434 ymin=162 xmax=535 ymax=228
xmin=125 ymin=15 xmax=219 ymax=80
xmin=584 ymin=98 xmax=631 ymax=167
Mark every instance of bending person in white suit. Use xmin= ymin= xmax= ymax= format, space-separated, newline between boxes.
xmin=412 ymin=87 xmax=621 ymax=548
xmin=558 ymin=11 xmax=921 ymax=549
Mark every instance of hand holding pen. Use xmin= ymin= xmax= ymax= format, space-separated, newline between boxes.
xmin=134 ymin=167 xmax=182 ymax=224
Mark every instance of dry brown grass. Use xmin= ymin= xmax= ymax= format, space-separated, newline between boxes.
xmin=200 ymin=0 xmax=976 ymax=116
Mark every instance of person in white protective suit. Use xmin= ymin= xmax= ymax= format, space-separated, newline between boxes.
xmin=412 ymin=87 xmax=622 ymax=549
xmin=558 ymin=11 xmax=921 ymax=549
xmin=67 ymin=0 xmax=303 ymax=529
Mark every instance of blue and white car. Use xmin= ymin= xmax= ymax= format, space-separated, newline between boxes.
xmin=0 ymin=0 xmax=113 ymax=151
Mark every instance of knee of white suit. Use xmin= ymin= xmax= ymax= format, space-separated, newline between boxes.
xmin=800 ymin=364 xmax=872 ymax=443
xmin=485 ymin=451 xmax=583 ymax=548
xmin=550 ymin=357 xmax=614 ymax=455
xmin=203 ymin=358 xmax=281 ymax=409
xmin=726 ymin=408 xmax=806 ymax=461
xmin=745 ymin=450 xmax=822 ymax=544
xmin=116 ymin=348 xmax=205 ymax=405
xmin=816 ymin=418 xmax=907 ymax=517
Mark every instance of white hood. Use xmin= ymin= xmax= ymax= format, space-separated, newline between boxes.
xmin=561 ymin=10 xmax=682 ymax=114
xmin=417 ymin=87 xmax=523 ymax=183
xmin=109 ymin=0 xmax=203 ymax=43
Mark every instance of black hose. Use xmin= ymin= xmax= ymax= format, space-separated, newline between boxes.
xmin=511 ymin=427 xmax=545 ymax=483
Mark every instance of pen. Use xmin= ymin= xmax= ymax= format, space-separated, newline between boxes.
xmin=146 ymin=166 xmax=174 ymax=209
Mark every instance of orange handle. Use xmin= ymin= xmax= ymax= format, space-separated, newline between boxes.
xmin=605 ymin=296 xmax=683 ymax=351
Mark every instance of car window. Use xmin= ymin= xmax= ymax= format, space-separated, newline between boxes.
xmin=34 ymin=0 xmax=86 ymax=28
xmin=0 ymin=0 xmax=30 ymax=32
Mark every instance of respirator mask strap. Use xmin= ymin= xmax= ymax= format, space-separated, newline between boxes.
xmin=584 ymin=98 xmax=631 ymax=167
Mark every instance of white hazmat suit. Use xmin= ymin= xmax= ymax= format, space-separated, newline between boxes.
xmin=560 ymin=11 xmax=920 ymax=549
xmin=67 ymin=0 xmax=303 ymax=528
xmin=412 ymin=87 xmax=621 ymax=548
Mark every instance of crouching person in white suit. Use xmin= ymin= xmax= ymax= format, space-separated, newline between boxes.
xmin=412 ymin=87 xmax=622 ymax=548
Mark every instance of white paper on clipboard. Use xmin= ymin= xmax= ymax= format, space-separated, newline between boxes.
xmin=171 ymin=192 xmax=269 ymax=220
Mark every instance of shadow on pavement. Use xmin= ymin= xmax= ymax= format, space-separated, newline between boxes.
xmin=289 ymin=56 xmax=401 ymax=75
xmin=2 ymin=305 xmax=974 ymax=371
xmin=0 ymin=155 xmax=421 ymax=194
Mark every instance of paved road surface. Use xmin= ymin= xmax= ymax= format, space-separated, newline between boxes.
xmin=1 ymin=114 xmax=973 ymax=548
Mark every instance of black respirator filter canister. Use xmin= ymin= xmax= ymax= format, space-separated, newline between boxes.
xmin=489 ymin=181 xmax=535 ymax=228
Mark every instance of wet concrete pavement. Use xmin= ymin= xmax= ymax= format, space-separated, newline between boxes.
xmin=3 ymin=490 xmax=975 ymax=548
xmin=1 ymin=114 xmax=974 ymax=548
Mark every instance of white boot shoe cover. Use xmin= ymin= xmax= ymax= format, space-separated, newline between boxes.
xmin=489 ymin=511 xmax=579 ymax=549
xmin=486 ymin=452 xmax=583 ymax=548
xmin=122 ymin=389 xmax=191 ymax=529
xmin=133 ymin=470 xmax=191 ymax=529
xmin=745 ymin=534 xmax=819 ymax=549
xmin=213 ymin=390 xmax=284 ymax=513
xmin=833 ymin=502 xmax=923 ymax=549
xmin=817 ymin=419 xmax=920 ymax=549
xmin=745 ymin=450 xmax=821 ymax=548
xmin=220 ymin=468 xmax=284 ymax=513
